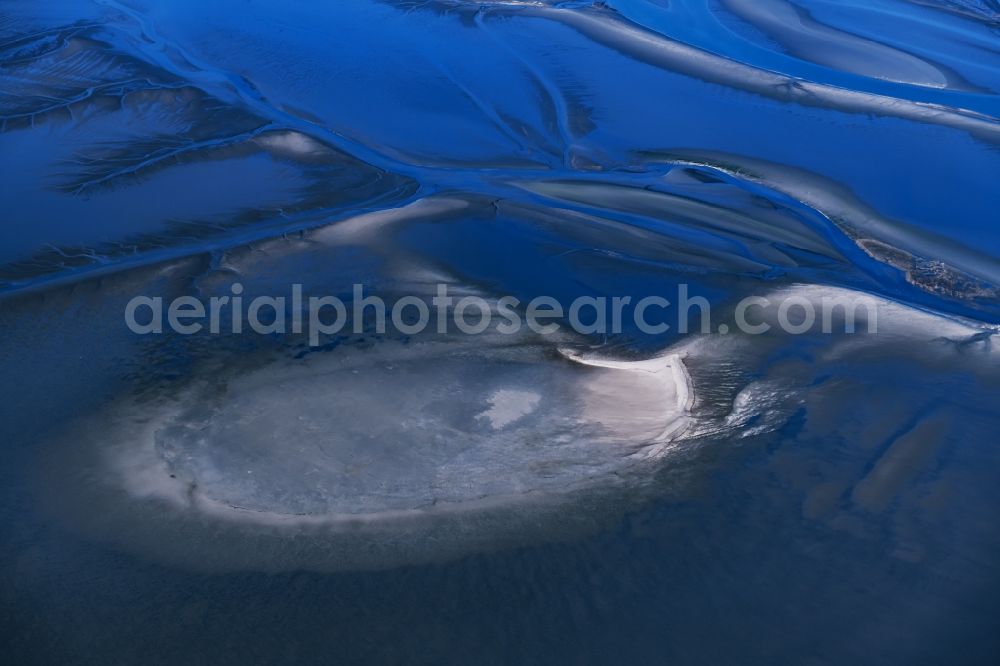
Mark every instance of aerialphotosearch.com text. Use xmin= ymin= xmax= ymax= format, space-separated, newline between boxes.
xmin=125 ymin=283 xmax=879 ymax=345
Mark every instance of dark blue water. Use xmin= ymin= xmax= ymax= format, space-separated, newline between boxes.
xmin=1 ymin=1 xmax=1000 ymax=663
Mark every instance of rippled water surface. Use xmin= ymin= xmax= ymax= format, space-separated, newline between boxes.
xmin=2 ymin=1 xmax=1000 ymax=663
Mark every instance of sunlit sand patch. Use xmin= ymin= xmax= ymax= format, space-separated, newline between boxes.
xmin=254 ymin=130 xmax=329 ymax=158
xmin=43 ymin=335 xmax=698 ymax=571
xmin=477 ymin=389 xmax=542 ymax=429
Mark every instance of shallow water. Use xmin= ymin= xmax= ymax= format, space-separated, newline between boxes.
xmin=2 ymin=1 xmax=1000 ymax=663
